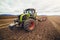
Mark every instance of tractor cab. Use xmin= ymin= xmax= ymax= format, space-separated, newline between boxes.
xmin=23 ymin=8 xmax=36 ymax=17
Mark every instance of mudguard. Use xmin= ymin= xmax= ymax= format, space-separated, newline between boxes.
xmin=20 ymin=13 xmax=30 ymax=22
xmin=34 ymin=13 xmax=37 ymax=18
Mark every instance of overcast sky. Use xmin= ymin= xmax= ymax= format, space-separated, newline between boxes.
xmin=0 ymin=0 xmax=60 ymax=15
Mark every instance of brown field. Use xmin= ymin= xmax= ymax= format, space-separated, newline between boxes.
xmin=0 ymin=16 xmax=60 ymax=40
xmin=47 ymin=16 xmax=60 ymax=33
xmin=0 ymin=16 xmax=17 ymax=19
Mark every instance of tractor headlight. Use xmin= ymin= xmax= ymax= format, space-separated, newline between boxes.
xmin=9 ymin=23 xmax=15 ymax=26
xmin=15 ymin=22 xmax=18 ymax=25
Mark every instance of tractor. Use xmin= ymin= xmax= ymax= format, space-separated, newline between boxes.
xmin=9 ymin=8 xmax=45 ymax=31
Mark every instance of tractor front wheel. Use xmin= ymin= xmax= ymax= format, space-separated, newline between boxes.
xmin=24 ymin=19 xmax=35 ymax=31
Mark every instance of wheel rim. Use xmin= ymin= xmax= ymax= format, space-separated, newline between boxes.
xmin=28 ymin=21 xmax=35 ymax=30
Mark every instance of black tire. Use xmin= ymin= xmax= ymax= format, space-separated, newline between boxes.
xmin=24 ymin=19 xmax=35 ymax=31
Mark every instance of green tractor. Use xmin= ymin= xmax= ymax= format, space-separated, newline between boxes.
xmin=9 ymin=8 xmax=38 ymax=31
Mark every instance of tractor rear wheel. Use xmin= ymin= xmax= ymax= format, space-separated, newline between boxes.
xmin=24 ymin=19 xmax=35 ymax=31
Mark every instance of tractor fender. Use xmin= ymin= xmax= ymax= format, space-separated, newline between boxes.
xmin=34 ymin=13 xmax=37 ymax=18
xmin=20 ymin=13 xmax=30 ymax=22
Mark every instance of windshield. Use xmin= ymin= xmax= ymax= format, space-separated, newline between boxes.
xmin=24 ymin=10 xmax=35 ymax=14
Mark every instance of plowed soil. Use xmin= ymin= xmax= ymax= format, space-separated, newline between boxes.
xmin=0 ymin=16 xmax=60 ymax=40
